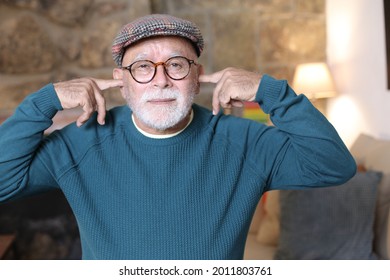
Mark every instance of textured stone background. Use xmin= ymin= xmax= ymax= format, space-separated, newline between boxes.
xmin=0 ymin=0 xmax=325 ymax=120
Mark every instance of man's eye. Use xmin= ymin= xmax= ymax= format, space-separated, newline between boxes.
xmin=138 ymin=64 xmax=151 ymax=69
xmin=134 ymin=63 xmax=153 ymax=72
xmin=168 ymin=63 xmax=183 ymax=69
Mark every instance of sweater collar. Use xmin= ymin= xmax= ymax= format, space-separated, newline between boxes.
xmin=131 ymin=109 xmax=194 ymax=139
xmin=125 ymin=104 xmax=214 ymax=146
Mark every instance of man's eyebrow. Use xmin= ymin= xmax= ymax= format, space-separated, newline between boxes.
xmin=132 ymin=52 xmax=183 ymax=62
xmin=133 ymin=54 xmax=148 ymax=61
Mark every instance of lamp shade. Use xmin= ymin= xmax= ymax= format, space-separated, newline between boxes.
xmin=292 ymin=62 xmax=337 ymax=99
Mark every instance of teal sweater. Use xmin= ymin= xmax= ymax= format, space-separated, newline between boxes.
xmin=0 ymin=75 xmax=356 ymax=259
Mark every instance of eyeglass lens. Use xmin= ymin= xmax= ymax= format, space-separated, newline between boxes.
xmin=130 ymin=56 xmax=192 ymax=83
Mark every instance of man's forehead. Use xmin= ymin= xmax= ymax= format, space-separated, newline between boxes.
xmin=122 ymin=36 xmax=197 ymax=61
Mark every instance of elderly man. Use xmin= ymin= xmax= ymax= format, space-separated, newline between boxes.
xmin=0 ymin=14 xmax=356 ymax=259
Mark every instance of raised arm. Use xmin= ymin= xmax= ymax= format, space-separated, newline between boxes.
xmin=200 ymin=68 xmax=356 ymax=190
xmin=0 ymin=78 xmax=123 ymax=202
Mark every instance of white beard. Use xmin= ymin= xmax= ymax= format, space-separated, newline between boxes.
xmin=124 ymin=88 xmax=195 ymax=131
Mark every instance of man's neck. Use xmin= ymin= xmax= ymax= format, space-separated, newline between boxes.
xmin=132 ymin=110 xmax=194 ymax=138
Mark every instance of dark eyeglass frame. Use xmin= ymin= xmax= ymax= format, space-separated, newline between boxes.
xmin=121 ymin=56 xmax=197 ymax=84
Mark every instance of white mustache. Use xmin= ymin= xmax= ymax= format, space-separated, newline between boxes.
xmin=141 ymin=89 xmax=180 ymax=102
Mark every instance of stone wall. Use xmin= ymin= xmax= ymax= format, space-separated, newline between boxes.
xmin=0 ymin=0 xmax=150 ymax=121
xmin=0 ymin=0 xmax=325 ymax=121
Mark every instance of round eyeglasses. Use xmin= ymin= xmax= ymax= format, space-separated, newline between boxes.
xmin=121 ymin=56 xmax=197 ymax=84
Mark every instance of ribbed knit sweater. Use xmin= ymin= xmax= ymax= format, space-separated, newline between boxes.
xmin=0 ymin=75 xmax=356 ymax=259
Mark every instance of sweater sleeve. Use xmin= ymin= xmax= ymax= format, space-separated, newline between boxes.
xmin=0 ymin=84 xmax=62 ymax=202
xmin=252 ymin=75 xmax=356 ymax=191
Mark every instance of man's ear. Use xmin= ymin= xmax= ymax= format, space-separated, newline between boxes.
xmin=195 ymin=64 xmax=204 ymax=95
xmin=198 ymin=64 xmax=204 ymax=75
xmin=113 ymin=68 xmax=123 ymax=80
xmin=113 ymin=68 xmax=124 ymax=95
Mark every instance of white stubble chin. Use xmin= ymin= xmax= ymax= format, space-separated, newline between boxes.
xmin=125 ymin=87 xmax=195 ymax=131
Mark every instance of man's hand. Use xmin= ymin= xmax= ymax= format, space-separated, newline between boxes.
xmin=199 ymin=68 xmax=262 ymax=115
xmin=53 ymin=78 xmax=123 ymax=127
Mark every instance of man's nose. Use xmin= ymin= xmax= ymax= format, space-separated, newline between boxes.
xmin=152 ymin=64 xmax=172 ymax=88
